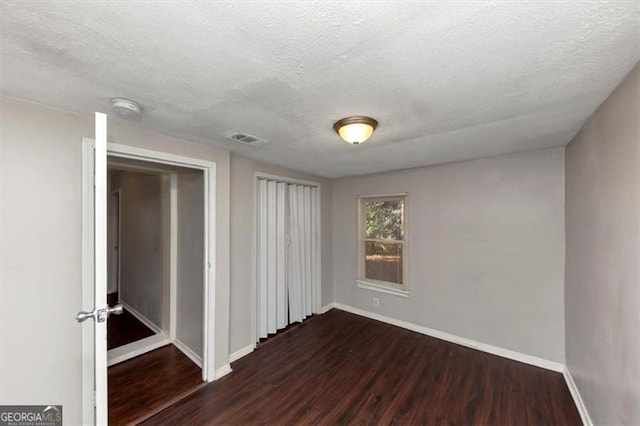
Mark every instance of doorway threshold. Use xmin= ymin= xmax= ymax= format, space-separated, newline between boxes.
xmin=108 ymin=332 xmax=171 ymax=366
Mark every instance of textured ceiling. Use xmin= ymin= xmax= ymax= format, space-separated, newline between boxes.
xmin=1 ymin=1 xmax=638 ymax=177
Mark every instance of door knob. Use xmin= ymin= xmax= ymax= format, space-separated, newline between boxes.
xmin=75 ymin=310 xmax=96 ymax=323
xmin=75 ymin=304 xmax=124 ymax=323
xmin=108 ymin=304 xmax=124 ymax=316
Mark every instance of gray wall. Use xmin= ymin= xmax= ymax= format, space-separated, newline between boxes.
xmin=565 ymin=64 xmax=639 ymax=424
xmin=332 ymin=148 xmax=566 ymax=362
xmin=176 ymin=170 xmax=205 ymax=357
xmin=110 ymin=170 xmax=168 ymax=328
xmin=229 ymin=154 xmax=333 ymax=354
xmin=0 ymin=96 xmax=231 ymax=424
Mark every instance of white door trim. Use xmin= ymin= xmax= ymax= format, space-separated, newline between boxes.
xmin=81 ymin=139 xmax=217 ymax=424
xmin=169 ymin=173 xmax=178 ymax=342
xmin=110 ymin=188 xmax=121 ymax=296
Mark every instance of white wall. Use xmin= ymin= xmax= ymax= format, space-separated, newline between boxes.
xmin=1 ymin=98 xmax=90 ymax=423
xmin=332 ymin=148 xmax=566 ymax=363
xmin=110 ymin=169 xmax=167 ymax=328
xmin=229 ymin=154 xmax=332 ymax=354
xmin=565 ymin=64 xmax=639 ymax=424
xmin=176 ymin=170 xmax=205 ymax=358
xmin=0 ymin=96 xmax=231 ymax=424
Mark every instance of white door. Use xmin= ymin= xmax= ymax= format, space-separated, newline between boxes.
xmin=77 ymin=113 xmax=122 ymax=425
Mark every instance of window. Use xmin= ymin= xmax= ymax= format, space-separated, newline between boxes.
xmin=357 ymin=195 xmax=408 ymax=296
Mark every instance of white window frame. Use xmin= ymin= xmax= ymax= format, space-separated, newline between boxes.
xmin=357 ymin=194 xmax=409 ymax=297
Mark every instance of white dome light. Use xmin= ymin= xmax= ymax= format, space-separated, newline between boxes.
xmin=333 ymin=116 xmax=378 ymax=144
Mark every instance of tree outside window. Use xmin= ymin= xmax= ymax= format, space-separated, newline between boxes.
xmin=358 ymin=195 xmax=408 ymax=294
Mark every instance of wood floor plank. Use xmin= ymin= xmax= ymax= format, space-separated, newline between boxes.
xmin=142 ymin=310 xmax=581 ymax=425
xmin=108 ymin=344 xmax=202 ymax=425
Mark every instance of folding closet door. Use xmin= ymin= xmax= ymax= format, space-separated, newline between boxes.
xmin=257 ymin=178 xmax=320 ymax=340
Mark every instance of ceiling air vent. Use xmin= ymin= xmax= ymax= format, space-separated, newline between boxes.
xmin=227 ymin=132 xmax=269 ymax=147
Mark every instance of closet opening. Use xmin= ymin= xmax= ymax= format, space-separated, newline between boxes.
xmin=254 ymin=174 xmax=321 ymax=344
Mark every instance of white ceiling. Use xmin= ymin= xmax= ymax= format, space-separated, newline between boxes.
xmin=1 ymin=1 xmax=638 ymax=177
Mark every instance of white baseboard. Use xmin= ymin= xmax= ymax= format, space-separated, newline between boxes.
xmin=331 ymin=303 xmax=564 ymax=372
xmin=229 ymin=344 xmax=255 ymax=363
xmin=174 ymin=338 xmax=203 ymax=368
xmin=563 ymin=366 xmax=592 ymax=426
xmin=119 ymin=300 xmax=163 ymax=335
xmin=107 ymin=333 xmax=170 ymax=366
xmin=319 ymin=302 xmax=335 ymax=314
xmin=214 ymin=364 xmax=233 ymax=380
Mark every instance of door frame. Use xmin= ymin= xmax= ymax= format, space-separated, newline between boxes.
xmin=81 ymin=139 xmax=217 ymax=425
xmin=109 ymin=188 xmax=121 ymax=296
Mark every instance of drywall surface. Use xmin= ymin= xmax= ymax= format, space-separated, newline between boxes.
xmin=176 ymin=170 xmax=205 ymax=357
xmin=110 ymin=170 xmax=167 ymax=328
xmin=332 ymin=148 xmax=566 ymax=362
xmin=565 ymin=64 xmax=639 ymax=424
xmin=0 ymin=98 xmax=91 ymax=423
xmin=229 ymin=154 xmax=332 ymax=354
xmin=0 ymin=96 xmax=231 ymax=422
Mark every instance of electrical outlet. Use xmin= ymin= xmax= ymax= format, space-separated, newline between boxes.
xmin=373 ymin=297 xmax=380 ymax=307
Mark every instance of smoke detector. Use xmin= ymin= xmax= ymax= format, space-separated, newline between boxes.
xmin=226 ymin=132 xmax=269 ymax=147
xmin=111 ymin=98 xmax=143 ymax=117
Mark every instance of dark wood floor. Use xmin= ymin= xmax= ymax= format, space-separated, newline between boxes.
xmin=107 ymin=293 xmax=156 ymax=350
xmin=108 ymin=344 xmax=203 ymax=425
xmin=143 ymin=309 xmax=581 ymax=425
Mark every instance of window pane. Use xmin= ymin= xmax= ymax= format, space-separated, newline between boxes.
xmin=365 ymin=241 xmax=403 ymax=284
xmin=365 ymin=199 xmax=403 ymax=240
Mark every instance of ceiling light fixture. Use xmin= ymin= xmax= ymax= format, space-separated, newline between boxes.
xmin=333 ymin=116 xmax=378 ymax=145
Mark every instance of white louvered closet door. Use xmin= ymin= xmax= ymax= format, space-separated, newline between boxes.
xmin=257 ymin=180 xmax=289 ymax=339
xmin=275 ymin=182 xmax=288 ymax=330
xmin=288 ymin=184 xmax=304 ymax=323
xmin=257 ymin=179 xmax=320 ymax=341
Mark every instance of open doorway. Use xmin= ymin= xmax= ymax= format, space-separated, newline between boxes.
xmin=107 ymin=188 xmax=157 ymax=349
xmin=106 ymin=162 xmax=171 ymax=361
xmin=105 ymin=156 xmax=207 ymax=423
xmin=80 ymin=133 xmax=219 ymax=425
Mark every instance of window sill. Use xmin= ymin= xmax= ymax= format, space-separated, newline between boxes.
xmin=356 ymin=280 xmax=410 ymax=298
